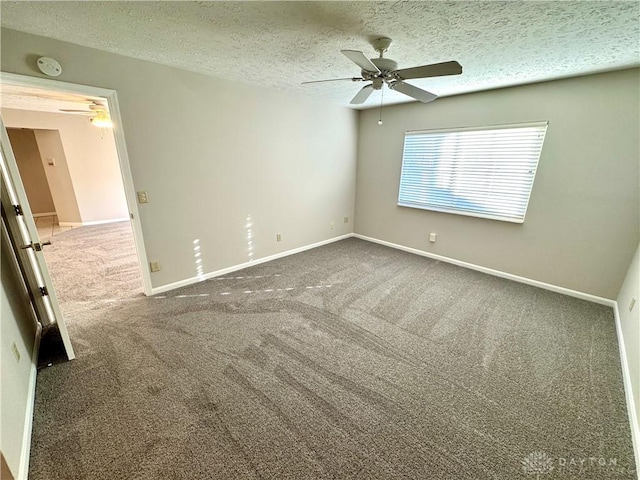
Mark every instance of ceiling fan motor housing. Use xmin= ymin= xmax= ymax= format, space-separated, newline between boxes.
xmin=363 ymin=57 xmax=399 ymax=87
xmin=371 ymin=57 xmax=398 ymax=73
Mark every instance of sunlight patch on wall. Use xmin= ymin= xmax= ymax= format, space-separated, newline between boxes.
xmin=245 ymin=215 xmax=254 ymax=260
xmin=193 ymin=238 xmax=205 ymax=280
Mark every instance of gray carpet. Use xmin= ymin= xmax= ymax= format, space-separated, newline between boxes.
xmin=29 ymin=223 xmax=636 ymax=479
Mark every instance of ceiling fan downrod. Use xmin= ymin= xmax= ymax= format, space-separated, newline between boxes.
xmin=372 ymin=37 xmax=393 ymax=58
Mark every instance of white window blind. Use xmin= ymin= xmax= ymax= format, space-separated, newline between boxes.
xmin=398 ymin=122 xmax=548 ymax=223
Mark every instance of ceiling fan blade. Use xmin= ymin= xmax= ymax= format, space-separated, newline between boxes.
xmin=390 ymin=81 xmax=438 ymax=103
xmin=59 ymin=109 xmax=95 ymax=115
xmin=350 ymin=84 xmax=374 ymax=104
xmin=395 ymin=61 xmax=462 ymax=80
xmin=341 ymin=50 xmax=380 ymax=73
xmin=302 ymin=77 xmax=363 ymax=85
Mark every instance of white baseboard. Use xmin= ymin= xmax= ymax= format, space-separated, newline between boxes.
xmin=32 ymin=212 xmax=56 ymax=218
xmin=59 ymin=218 xmax=129 ymax=228
xmin=18 ymin=323 xmax=41 ymax=480
xmin=353 ymin=234 xmax=615 ymax=306
xmin=150 ymin=234 xmax=354 ymax=295
xmin=613 ymin=304 xmax=640 ymax=478
xmin=82 ymin=218 xmax=129 ymax=226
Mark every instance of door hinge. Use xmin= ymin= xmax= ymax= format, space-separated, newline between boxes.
xmin=14 ymin=204 xmax=23 ymax=216
xmin=39 ymin=286 xmax=48 ymax=296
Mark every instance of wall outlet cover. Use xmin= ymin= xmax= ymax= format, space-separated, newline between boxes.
xmin=137 ymin=191 xmax=149 ymax=204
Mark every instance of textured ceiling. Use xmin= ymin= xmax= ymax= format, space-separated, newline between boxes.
xmin=1 ymin=1 xmax=638 ymax=109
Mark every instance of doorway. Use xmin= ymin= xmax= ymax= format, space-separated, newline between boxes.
xmin=1 ymin=73 xmax=151 ymax=364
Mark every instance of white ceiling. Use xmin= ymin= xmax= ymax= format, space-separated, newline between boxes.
xmin=1 ymin=1 xmax=638 ymax=110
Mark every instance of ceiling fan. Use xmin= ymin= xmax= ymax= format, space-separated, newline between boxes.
xmin=59 ymin=101 xmax=107 ymax=115
xmin=303 ymin=37 xmax=462 ymax=105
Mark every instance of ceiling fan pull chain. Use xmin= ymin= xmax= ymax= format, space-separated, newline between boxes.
xmin=378 ymin=87 xmax=384 ymax=125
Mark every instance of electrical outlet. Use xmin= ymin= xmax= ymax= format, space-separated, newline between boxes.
xmin=149 ymin=261 xmax=161 ymax=272
xmin=11 ymin=342 xmax=20 ymax=362
xmin=46 ymin=157 xmax=55 ymax=166
xmin=330 ymin=222 xmax=334 ymax=230
xmin=429 ymin=233 xmax=437 ymax=243
xmin=276 ymin=233 xmax=282 ymax=242
xmin=344 ymin=217 xmax=349 ymax=223
xmin=137 ymin=191 xmax=149 ymax=204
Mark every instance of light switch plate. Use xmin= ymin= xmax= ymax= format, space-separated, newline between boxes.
xmin=11 ymin=342 xmax=20 ymax=362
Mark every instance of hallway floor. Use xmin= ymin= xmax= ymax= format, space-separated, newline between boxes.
xmin=35 ymin=214 xmax=76 ymax=241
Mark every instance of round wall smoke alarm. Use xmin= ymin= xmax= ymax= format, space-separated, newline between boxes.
xmin=37 ymin=57 xmax=62 ymax=77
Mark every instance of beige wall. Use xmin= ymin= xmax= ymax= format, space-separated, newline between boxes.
xmin=32 ymin=129 xmax=82 ymax=224
xmin=1 ymin=28 xmax=358 ymax=289
xmin=1 ymin=226 xmax=39 ymax=479
xmin=6 ymin=128 xmax=55 ymax=215
xmin=2 ymin=109 xmax=129 ymax=224
xmin=356 ymin=69 xmax=640 ymax=299
xmin=617 ymin=243 xmax=640 ymax=434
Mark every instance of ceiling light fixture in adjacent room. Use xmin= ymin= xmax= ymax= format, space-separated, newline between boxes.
xmin=90 ymin=110 xmax=113 ymax=128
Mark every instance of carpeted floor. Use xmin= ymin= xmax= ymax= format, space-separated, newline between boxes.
xmin=30 ymin=223 xmax=636 ymax=479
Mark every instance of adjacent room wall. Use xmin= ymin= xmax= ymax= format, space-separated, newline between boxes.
xmin=30 ymin=128 xmax=82 ymax=224
xmin=617 ymin=243 xmax=640 ymax=435
xmin=356 ymin=68 xmax=640 ymax=300
xmin=1 ymin=28 xmax=358 ymax=289
xmin=2 ymin=109 xmax=129 ymax=224
xmin=1 ymin=227 xmax=39 ymax=480
xmin=6 ymin=128 xmax=55 ymax=215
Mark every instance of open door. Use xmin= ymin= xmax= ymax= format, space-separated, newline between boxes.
xmin=0 ymin=115 xmax=75 ymax=362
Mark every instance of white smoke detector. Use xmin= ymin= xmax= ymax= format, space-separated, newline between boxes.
xmin=37 ymin=57 xmax=62 ymax=77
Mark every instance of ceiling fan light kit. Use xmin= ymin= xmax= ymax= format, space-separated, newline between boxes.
xmin=90 ymin=110 xmax=113 ymax=128
xmin=59 ymin=101 xmax=114 ymax=128
xmin=303 ymin=37 xmax=462 ymax=110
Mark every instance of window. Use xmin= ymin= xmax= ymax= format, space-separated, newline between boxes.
xmin=398 ymin=122 xmax=548 ymax=223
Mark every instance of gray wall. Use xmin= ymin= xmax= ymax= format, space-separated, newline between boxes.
xmin=355 ymin=69 xmax=640 ymax=299
xmin=1 ymin=28 xmax=358 ymax=289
